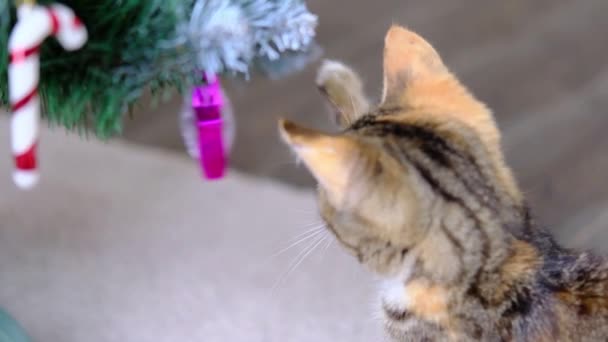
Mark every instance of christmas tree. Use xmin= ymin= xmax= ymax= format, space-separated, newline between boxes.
xmin=0 ymin=0 xmax=318 ymax=137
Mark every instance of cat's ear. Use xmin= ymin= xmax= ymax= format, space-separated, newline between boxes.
xmin=279 ymin=119 xmax=365 ymax=205
xmin=316 ymin=60 xmax=370 ymax=128
xmin=381 ymin=25 xmax=448 ymax=106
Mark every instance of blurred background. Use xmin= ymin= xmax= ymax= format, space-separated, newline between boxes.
xmin=125 ymin=0 xmax=608 ymax=250
xmin=1 ymin=1 xmax=608 ymax=341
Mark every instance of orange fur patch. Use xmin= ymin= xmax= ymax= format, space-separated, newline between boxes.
xmin=487 ymin=240 xmax=540 ymax=305
xmin=502 ymin=240 xmax=539 ymax=275
xmin=556 ymin=290 xmax=608 ymax=316
xmin=406 ymin=280 xmax=450 ymax=324
xmin=382 ymin=25 xmax=446 ymax=105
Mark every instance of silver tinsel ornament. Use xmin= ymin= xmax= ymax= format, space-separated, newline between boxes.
xmin=244 ymin=0 xmax=318 ymax=61
xmin=188 ymin=0 xmax=253 ymax=76
xmin=187 ymin=0 xmax=319 ymax=77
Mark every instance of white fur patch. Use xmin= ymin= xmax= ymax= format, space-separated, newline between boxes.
xmin=378 ymin=251 xmax=417 ymax=311
xmin=380 ymin=278 xmax=411 ymax=310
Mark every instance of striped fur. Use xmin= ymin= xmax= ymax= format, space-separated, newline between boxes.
xmin=279 ymin=25 xmax=608 ymax=340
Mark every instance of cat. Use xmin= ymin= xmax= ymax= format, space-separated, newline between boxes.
xmin=278 ymin=25 xmax=608 ymax=341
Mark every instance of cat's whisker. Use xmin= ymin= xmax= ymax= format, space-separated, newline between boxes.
xmin=321 ymin=234 xmax=333 ymax=255
xmin=272 ymin=226 xmax=325 ymax=257
xmin=288 ymin=221 xmax=320 ymax=229
xmin=285 ymin=224 xmax=325 ymax=242
xmin=284 ymin=234 xmax=328 ymax=275
xmin=271 ymin=235 xmax=321 ymax=291
xmin=272 ymin=233 xmax=328 ymax=291
xmin=280 ymin=219 xmax=322 ymax=234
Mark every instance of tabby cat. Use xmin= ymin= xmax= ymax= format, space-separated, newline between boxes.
xmin=279 ymin=25 xmax=608 ymax=341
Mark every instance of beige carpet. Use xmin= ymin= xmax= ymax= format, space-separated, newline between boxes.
xmin=0 ymin=116 xmax=383 ymax=342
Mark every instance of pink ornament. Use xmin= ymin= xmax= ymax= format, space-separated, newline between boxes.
xmin=181 ymin=76 xmax=234 ymax=180
xmin=191 ymin=77 xmax=228 ymax=179
xmin=8 ymin=2 xmax=88 ymax=189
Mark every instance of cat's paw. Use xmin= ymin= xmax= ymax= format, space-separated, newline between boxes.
xmin=316 ymin=60 xmax=360 ymax=91
xmin=316 ymin=59 xmax=369 ymax=127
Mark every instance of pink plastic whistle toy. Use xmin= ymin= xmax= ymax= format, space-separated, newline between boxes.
xmin=191 ymin=77 xmax=227 ymax=180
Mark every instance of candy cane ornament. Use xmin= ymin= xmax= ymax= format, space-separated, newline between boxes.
xmin=8 ymin=2 xmax=87 ymax=189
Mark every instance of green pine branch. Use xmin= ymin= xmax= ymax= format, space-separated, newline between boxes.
xmin=1 ymin=0 xmax=196 ymax=138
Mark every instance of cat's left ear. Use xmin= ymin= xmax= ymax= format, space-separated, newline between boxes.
xmin=279 ymin=119 xmax=368 ymax=205
xmin=381 ymin=25 xmax=448 ymax=106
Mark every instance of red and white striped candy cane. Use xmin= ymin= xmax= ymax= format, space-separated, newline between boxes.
xmin=8 ymin=2 xmax=87 ymax=189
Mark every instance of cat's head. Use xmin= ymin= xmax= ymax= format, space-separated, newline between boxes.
xmin=279 ymin=26 xmax=521 ymax=276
